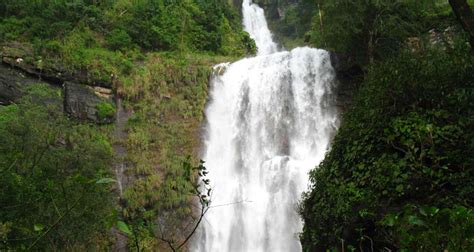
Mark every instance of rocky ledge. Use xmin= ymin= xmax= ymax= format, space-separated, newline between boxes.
xmin=0 ymin=45 xmax=115 ymax=124
xmin=1 ymin=42 xmax=113 ymax=88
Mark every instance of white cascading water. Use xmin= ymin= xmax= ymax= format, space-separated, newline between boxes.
xmin=242 ymin=0 xmax=278 ymax=55
xmin=193 ymin=0 xmax=339 ymax=251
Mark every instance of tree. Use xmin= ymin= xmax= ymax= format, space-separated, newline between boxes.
xmin=449 ymin=0 xmax=474 ymax=50
xmin=309 ymin=0 xmax=430 ymax=64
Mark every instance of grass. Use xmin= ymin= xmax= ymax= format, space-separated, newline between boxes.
xmin=118 ymin=51 xmax=231 ymax=249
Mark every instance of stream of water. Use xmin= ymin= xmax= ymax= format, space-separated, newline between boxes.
xmin=193 ymin=1 xmax=339 ymax=251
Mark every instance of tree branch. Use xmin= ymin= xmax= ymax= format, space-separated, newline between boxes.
xmin=449 ymin=0 xmax=474 ymax=50
xmin=27 ymin=194 xmax=84 ymax=250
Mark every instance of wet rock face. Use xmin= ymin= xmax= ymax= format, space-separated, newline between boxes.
xmin=64 ymin=82 xmax=115 ymax=124
xmin=0 ymin=64 xmax=43 ymax=105
xmin=329 ymin=51 xmax=364 ymax=112
xmin=0 ymin=66 xmax=23 ymax=105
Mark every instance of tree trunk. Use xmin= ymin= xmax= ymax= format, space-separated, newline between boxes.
xmin=449 ymin=0 xmax=474 ymax=50
xmin=368 ymin=31 xmax=375 ymax=64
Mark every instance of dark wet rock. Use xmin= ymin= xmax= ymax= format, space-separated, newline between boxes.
xmin=64 ymin=82 xmax=116 ymax=124
xmin=329 ymin=51 xmax=362 ymax=77
xmin=0 ymin=64 xmax=43 ymax=105
xmin=0 ymin=65 xmax=23 ymax=105
xmin=329 ymin=51 xmax=364 ymax=111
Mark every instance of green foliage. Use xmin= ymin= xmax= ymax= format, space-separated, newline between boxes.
xmin=96 ymin=102 xmax=116 ymax=121
xmin=218 ymin=16 xmax=257 ymax=56
xmin=0 ymin=0 xmax=339 ymax=250
xmin=56 ymin=27 xmax=138 ymax=83
xmin=1 ymin=0 xmax=255 ymax=101
xmin=0 ymin=0 xmax=254 ymax=56
xmin=106 ymin=29 xmax=133 ymax=51
xmin=300 ymin=44 xmax=474 ymax=251
xmin=381 ymin=205 xmax=474 ymax=251
xmin=0 ymin=85 xmax=114 ymax=250
xmin=116 ymin=221 xmax=133 ymax=236
xmin=312 ymin=0 xmax=410 ymax=62
xmin=0 ymin=17 xmax=27 ymax=41
xmin=307 ymin=0 xmax=460 ymax=64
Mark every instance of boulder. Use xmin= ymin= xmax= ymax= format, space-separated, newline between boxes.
xmin=64 ymin=82 xmax=116 ymax=124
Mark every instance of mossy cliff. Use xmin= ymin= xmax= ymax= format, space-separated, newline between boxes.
xmin=117 ymin=53 xmax=236 ymax=250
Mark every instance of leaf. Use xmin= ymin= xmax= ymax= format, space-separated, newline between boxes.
xmin=34 ymin=224 xmax=45 ymax=232
xmin=96 ymin=178 xmax=116 ymax=184
xmin=396 ymin=184 xmax=404 ymax=193
xmin=207 ymin=188 xmax=212 ymax=196
xmin=382 ymin=214 xmax=397 ymax=227
xmin=408 ymin=215 xmax=426 ymax=226
xmin=419 ymin=206 xmax=428 ymax=217
xmin=429 ymin=207 xmax=440 ymax=216
xmin=117 ymin=221 xmax=132 ymax=236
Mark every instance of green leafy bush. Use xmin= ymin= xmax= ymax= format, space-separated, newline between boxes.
xmin=106 ymin=28 xmax=133 ymax=51
xmin=381 ymin=205 xmax=474 ymax=251
xmin=0 ymin=17 xmax=26 ymax=41
xmin=96 ymin=102 xmax=116 ymax=121
xmin=307 ymin=0 xmax=460 ymax=64
xmin=0 ymin=0 xmax=253 ymax=56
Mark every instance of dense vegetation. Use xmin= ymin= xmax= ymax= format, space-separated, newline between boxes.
xmin=0 ymin=0 xmax=255 ymax=88
xmin=0 ymin=85 xmax=114 ymax=250
xmin=0 ymin=0 xmax=255 ymax=54
xmin=259 ymin=0 xmax=474 ymax=55
xmin=0 ymin=0 xmax=249 ymax=250
xmin=301 ymin=44 xmax=474 ymax=251
xmin=299 ymin=0 xmax=474 ymax=251
xmin=306 ymin=0 xmax=473 ymax=64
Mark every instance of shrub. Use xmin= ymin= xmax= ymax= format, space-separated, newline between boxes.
xmin=96 ymin=101 xmax=116 ymax=121
xmin=300 ymin=44 xmax=474 ymax=251
xmin=106 ymin=28 xmax=133 ymax=51
xmin=0 ymin=17 xmax=26 ymax=41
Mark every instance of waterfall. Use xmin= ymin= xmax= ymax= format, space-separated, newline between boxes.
xmin=242 ymin=0 xmax=278 ymax=55
xmin=193 ymin=0 xmax=339 ymax=251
